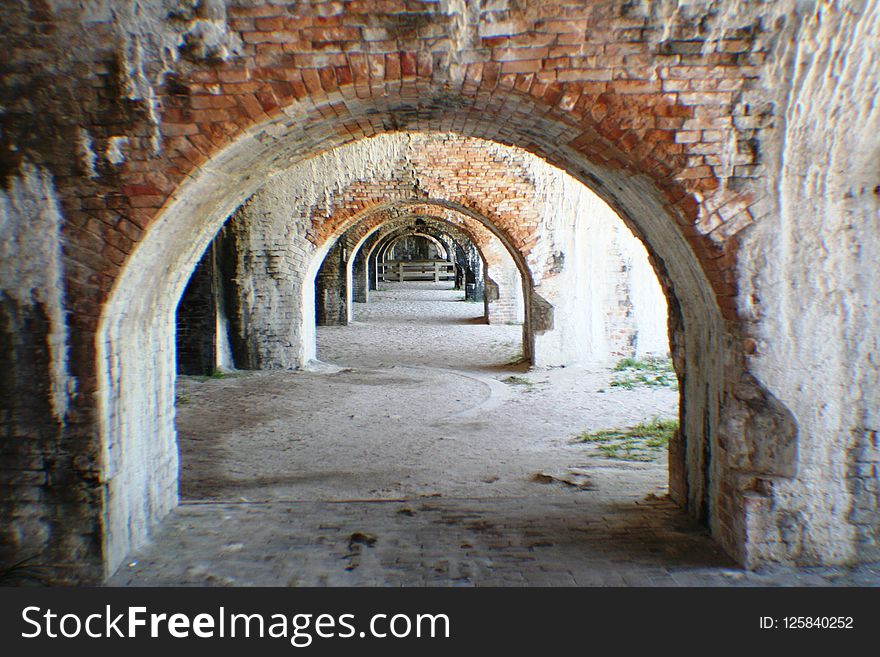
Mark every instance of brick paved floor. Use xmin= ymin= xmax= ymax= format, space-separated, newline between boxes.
xmin=108 ymin=496 xmax=880 ymax=587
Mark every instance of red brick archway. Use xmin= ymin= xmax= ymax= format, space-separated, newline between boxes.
xmin=339 ymin=207 xmax=524 ymax=329
xmin=96 ymin=83 xmax=732 ymax=580
xmin=5 ymin=0 xmax=874 ymax=585
xmin=303 ymin=196 xmax=536 ymax=362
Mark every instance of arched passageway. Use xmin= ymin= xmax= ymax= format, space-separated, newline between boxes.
xmin=58 ymin=98 xmax=763 ymax=581
xmin=105 ymin=123 xmax=708 ymax=584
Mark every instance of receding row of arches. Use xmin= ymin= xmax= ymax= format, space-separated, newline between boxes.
xmin=154 ymin=129 xmax=690 ymax=588
xmin=3 ymin=1 xmax=876 ymax=586
xmin=174 ymin=148 xmax=669 ymax=386
xmin=99 ymin=112 xmax=722 ymax=582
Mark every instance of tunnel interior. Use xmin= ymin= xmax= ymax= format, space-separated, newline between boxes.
xmin=4 ymin=1 xmax=877 ymax=585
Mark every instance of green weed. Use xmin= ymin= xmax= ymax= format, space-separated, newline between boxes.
xmin=576 ymin=417 xmax=678 ymax=462
xmin=194 ymin=368 xmax=239 ymax=382
xmin=610 ymin=356 xmax=677 ymax=390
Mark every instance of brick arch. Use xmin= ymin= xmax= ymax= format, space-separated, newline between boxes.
xmin=352 ymin=213 xmax=489 ymax=271
xmin=95 ymin=84 xmax=735 ymax=581
xmin=352 ymin=212 xmax=526 ymax=327
xmin=326 ymin=203 xmax=523 ymax=284
xmin=364 ymin=218 xmax=500 ymax=306
xmin=328 ymin=205 xmax=499 ymax=266
xmin=372 ymin=227 xmax=469 ymax=289
xmin=147 ymin=65 xmax=737 ymax=303
xmin=98 ymin=82 xmax=734 ymax=327
xmin=381 ymin=232 xmax=449 ymax=260
xmin=306 ymin=199 xmax=531 ymax=358
xmin=308 ymin=191 xmax=551 ymax=338
xmin=292 ymin=135 xmax=573 ymax=286
xmin=314 ymin=208 xmax=493 ymax=324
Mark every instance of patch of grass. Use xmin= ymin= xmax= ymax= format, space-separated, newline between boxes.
xmin=194 ymin=368 xmax=239 ymax=382
xmin=576 ymin=417 xmax=678 ymax=462
xmin=610 ymin=356 xmax=677 ymax=390
xmin=500 ymin=375 xmax=547 ymax=393
xmin=175 ymin=394 xmax=191 ymax=406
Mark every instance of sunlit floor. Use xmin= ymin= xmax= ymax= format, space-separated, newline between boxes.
xmin=108 ymin=283 xmax=880 ymax=586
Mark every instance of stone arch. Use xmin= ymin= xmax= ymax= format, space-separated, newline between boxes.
xmin=368 ymin=222 xmax=476 ymax=292
xmin=63 ymin=40 xmax=834 ymax=590
xmin=368 ymin=218 xmax=525 ymax=326
xmin=344 ymin=211 xmax=482 ymax=287
xmin=314 ymin=219 xmax=465 ymax=327
xmin=293 ymin=189 xmax=547 ymax=369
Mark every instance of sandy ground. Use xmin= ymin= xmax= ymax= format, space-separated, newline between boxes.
xmin=177 ymin=282 xmax=678 ymax=504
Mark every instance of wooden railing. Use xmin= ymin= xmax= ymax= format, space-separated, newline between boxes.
xmin=377 ymin=260 xmax=456 ymax=282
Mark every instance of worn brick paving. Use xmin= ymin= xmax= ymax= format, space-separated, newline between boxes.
xmin=108 ymin=496 xmax=880 ymax=587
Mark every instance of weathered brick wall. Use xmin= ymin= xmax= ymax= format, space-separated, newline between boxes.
xmin=351 ymin=209 xmax=489 ymax=302
xmin=598 ymin=214 xmax=669 ymax=360
xmin=175 ymin=245 xmax=217 ymax=375
xmin=315 ymin=240 xmax=348 ymax=326
xmin=220 ymin=177 xmax=315 ymax=369
xmin=0 ymin=163 xmax=102 ymax=583
xmin=351 ymin=248 xmax=370 ymax=302
xmin=603 ymin=236 xmax=636 ymax=359
xmin=353 ymin=212 xmax=517 ymax=323
xmin=478 ymin=231 xmax=524 ymax=325
xmin=731 ymin=2 xmax=880 ymax=565
xmin=1 ymin=0 xmax=877 ymax=581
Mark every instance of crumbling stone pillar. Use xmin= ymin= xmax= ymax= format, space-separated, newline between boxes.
xmin=316 ymin=241 xmax=348 ymax=326
xmin=351 ymin=248 xmax=368 ymax=303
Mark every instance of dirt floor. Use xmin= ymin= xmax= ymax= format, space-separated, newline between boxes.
xmin=109 ymin=282 xmax=880 ymax=586
xmin=177 ymin=282 xmax=678 ymax=504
